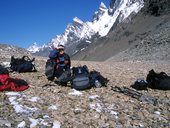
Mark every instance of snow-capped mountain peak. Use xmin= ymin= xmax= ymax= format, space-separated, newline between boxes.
xmin=27 ymin=42 xmax=40 ymax=53
xmin=73 ymin=17 xmax=84 ymax=26
xmin=99 ymin=2 xmax=107 ymax=12
xmin=28 ymin=0 xmax=144 ymax=56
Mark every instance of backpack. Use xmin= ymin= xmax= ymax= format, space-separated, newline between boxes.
xmin=0 ymin=66 xmax=29 ymax=91
xmin=0 ymin=65 xmax=9 ymax=75
xmin=44 ymin=64 xmax=109 ymax=90
xmin=71 ymin=65 xmax=109 ymax=90
xmin=89 ymin=70 xmax=109 ymax=87
xmin=49 ymin=49 xmax=58 ymax=59
xmin=45 ymin=59 xmax=56 ymax=81
xmin=146 ymin=69 xmax=170 ymax=90
xmin=71 ymin=65 xmax=91 ymax=90
xmin=131 ymin=79 xmax=148 ymax=90
xmin=10 ymin=56 xmax=36 ymax=73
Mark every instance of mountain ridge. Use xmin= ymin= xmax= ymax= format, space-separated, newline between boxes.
xmin=28 ymin=0 xmax=144 ymax=57
xmin=1 ymin=0 xmax=169 ymax=63
xmin=71 ymin=0 xmax=170 ymax=62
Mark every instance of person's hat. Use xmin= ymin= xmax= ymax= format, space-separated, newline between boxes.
xmin=57 ymin=44 xmax=65 ymax=50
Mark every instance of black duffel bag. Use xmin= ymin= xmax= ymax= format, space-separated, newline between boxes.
xmin=10 ymin=56 xmax=36 ymax=73
xmin=146 ymin=69 xmax=170 ymax=90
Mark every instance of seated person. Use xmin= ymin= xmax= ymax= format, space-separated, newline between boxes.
xmin=46 ymin=44 xmax=71 ymax=82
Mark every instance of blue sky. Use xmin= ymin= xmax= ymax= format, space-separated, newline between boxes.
xmin=0 ymin=0 xmax=110 ymax=48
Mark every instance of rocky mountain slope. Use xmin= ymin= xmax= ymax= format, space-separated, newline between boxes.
xmin=0 ymin=44 xmax=31 ymax=63
xmin=107 ymin=16 xmax=170 ymax=62
xmin=72 ymin=0 xmax=170 ymax=61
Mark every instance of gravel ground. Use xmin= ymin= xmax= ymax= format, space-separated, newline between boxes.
xmin=0 ymin=59 xmax=170 ymax=128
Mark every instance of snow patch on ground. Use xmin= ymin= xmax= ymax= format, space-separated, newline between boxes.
xmin=6 ymin=92 xmax=60 ymax=127
xmin=68 ymin=89 xmax=83 ymax=96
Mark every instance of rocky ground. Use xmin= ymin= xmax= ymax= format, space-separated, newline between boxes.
xmin=0 ymin=58 xmax=170 ymax=128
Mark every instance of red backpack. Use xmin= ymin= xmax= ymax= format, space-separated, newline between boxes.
xmin=0 ymin=66 xmax=29 ymax=91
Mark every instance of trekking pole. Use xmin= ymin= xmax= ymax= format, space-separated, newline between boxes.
xmin=112 ymin=86 xmax=170 ymax=106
